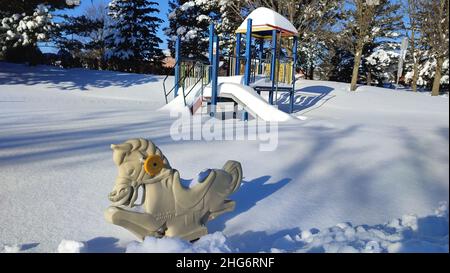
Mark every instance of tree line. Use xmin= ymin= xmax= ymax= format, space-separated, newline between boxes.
xmin=0 ymin=0 xmax=448 ymax=95
xmin=0 ymin=0 xmax=163 ymax=74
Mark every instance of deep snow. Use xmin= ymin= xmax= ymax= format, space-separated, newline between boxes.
xmin=0 ymin=62 xmax=448 ymax=253
xmin=127 ymin=201 xmax=450 ymax=253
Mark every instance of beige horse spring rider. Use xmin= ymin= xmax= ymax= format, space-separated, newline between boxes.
xmin=104 ymin=138 xmax=242 ymax=241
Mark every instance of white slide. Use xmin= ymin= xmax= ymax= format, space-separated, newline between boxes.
xmin=160 ymin=76 xmax=295 ymax=122
xmin=214 ymin=82 xmax=293 ymax=122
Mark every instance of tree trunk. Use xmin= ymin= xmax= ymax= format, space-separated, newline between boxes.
xmin=309 ymin=64 xmax=314 ymax=80
xmin=411 ymin=61 xmax=418 ymax=92
xmin=431 ymin=56 xmax=443 ymax=96
xmin=367 ymin=69 xmax=372 ymax=86
xmin=350 ymin=46 xmax=363 ymax=91
xmin=410 ymin=28 xmax=418 ymax=92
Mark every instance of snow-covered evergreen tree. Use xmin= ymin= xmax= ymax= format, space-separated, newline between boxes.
xmin=289 ymin=0 xmax=341 ymax=80
xmin=215 ymin=0 xmax=245 ymax=54
xmin=402 ymin=0 xmax=448 ymax=94
xmin=53 ymin=1 xmax=110 ymax=70
xmin=340 ymin=0 xmax=403 ymax=89
xmin=0 ymin=0 xmax=77 ymax=63
xmin=55 ymin=14 xmax=107 ymax=69
xmin=165 ymin=0 xmax=220 ymax=59
xmin=416 ymin=0 xmax=449 ymax=95
xmin=364 ymin=44 xmax=400 ymax=84
xmin=299 ymin=35 xmax=328 ymax=80
xmin=0 ymin=4 xmax=52 ymax=50
xmin=405 ymin=53 xmax=449 ymax=89
xmin=106 ymin=0 xmax=163 ymax=73
xmin=324 ymin=43 xmax=355 ymax=82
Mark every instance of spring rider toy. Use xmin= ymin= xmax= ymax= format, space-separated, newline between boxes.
xmin=104 ymin=138 xmax=242 ymax=241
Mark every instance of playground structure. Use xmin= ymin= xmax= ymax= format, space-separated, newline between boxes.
xmin=162 ymin=7 xmax=299 ymax=122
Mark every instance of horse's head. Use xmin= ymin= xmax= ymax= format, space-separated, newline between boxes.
xmin=108 ymin=138 xmax=171 ymax=207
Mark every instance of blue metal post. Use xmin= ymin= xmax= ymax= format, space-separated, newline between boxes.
xmin=174 ymin=36 xmax=181 ymax=97
xmin=244 ymin=19 xmax=252 ymax=86
xmin=269 ymin=30 xmax=277 ymax=104
xmin=242 ymin=111 xmax=248 ymax=121
xmin=242 ymin=19 xmax=252 ymax=121
xmin=258 ymin=39 xmax=264 ymax=74
xmin=235 ymin=33 xmax=241 ymax=75
xmin=290 ymin=36 xmax=298 ymax=113
xmin=208 ymin=24 xmax=214 ymax=81
xmin=210 ymin=35 xmax=219 ymax=117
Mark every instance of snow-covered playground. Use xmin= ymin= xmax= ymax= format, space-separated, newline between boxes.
xmin=0 ymin=61 xmax=448 ymax=253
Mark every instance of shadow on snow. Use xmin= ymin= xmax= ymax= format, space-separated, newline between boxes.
xmin=0 ymin=62 xmax=159 ymax=91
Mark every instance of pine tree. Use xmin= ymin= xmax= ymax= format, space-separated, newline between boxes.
xmin=416 ymin=0 xmax=449 ymax=95
xmin=404 ymin=51 xmax=449 ymax=90
xmin=54 ymin=2 xmax=109 ymax=69
xmin=55 ymin=14 xmax=106 ymax=69
xmin=403 ymin=0 xmax=449 ymax=93
xmin=215 ymin=0 xmax=245 ymax=54
xmin=0 ymin=0 xmax=77 ymax=64
xmin=106 ymin=0 xmax=163 ymax=73
xmin=0 ymin=0 xmax=76 ymax=16
xmin=343 ymin=0 xmax=403 ymax=91
xmin=324 ymin=44 xmax=354 ymax=82
xmin=165 ymin=0 xmax=219 ymax=59
xmin=404 ymin=0 xmax=422 ymax=92
xmin=364 ymin=43 xmax=400 ymax=85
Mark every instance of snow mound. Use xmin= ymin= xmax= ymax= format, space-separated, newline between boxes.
xmin=125 ymin=203 xmax=448 ymax=253
xmin=271 ymin=202 xmax=449 ymax=253
xmin=126 ymin=232 xmax=232 ymax=253
xmin=57 ymin=240 xmax=87 ymax=253
xmin=1 ymin=244 xmax=21 ymax=253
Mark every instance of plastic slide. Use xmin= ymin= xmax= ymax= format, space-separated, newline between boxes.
xmin=213 ymin=82 xmax=293 ymax=122
xmin=160 ymin=77 xmax=294 ymax=122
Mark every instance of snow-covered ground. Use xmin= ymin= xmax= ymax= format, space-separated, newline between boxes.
xmin=0 ymin=62 xmax=448 ymax=253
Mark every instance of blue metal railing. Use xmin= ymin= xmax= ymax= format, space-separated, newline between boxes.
xmin=162 ymin=60 xmax=210 ymax=106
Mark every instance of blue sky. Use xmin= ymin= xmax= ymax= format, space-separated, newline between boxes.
xmin=61 ymin=0 xmax=170 ymax=49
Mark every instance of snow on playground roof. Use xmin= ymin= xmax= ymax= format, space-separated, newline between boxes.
xmin=236 ymin=7 xmax=298 ymax=38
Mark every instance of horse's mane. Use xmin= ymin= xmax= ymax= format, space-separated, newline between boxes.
xmin=111 ymin=138 xmax=171 ymax=168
